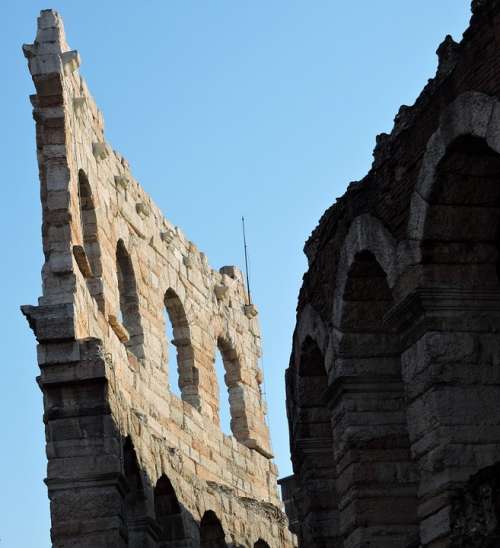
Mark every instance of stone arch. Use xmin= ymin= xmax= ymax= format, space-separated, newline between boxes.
xmin=331 ymin=248 xmax=419 ymax=546
xmin=340 ymin=249 xmax=394 ymax=332
xmin=164 ymin=287 xmax=200 ymax=409
xmin=75 ymin=169 xmax=104 ymax=311
xmin=154 ymin=474 xmax=186 ymax=543
xmin=408 ymin=91 xmax=500 ymax=241
xmin=200 ymin=510 xmax=227 ymax=548
xmin=116 ymin=239 xmax=144 ymax=359
xmin=214 ymin=335 xmax=245 ymax=440
xmin=333 ymin=214 xmax=398 ymax=329
xmin=402 ymin=92 xmax=500 ymax=545
xmin=294 ymin=304 xmax=330 ymax=368
xmin=411 ymin=132 xmax=500 ymax=289
xmin=254 ymin=540 xmax=270 ymax=548
xmin=294 ymin=336 xmax=329 ymax=444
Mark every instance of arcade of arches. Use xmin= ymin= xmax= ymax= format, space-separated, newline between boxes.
xmin=283 ymin=1 xmax=500 ymax=546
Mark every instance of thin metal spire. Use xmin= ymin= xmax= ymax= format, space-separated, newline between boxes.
xmin=241 ymin=216 xmax=252 ymax=305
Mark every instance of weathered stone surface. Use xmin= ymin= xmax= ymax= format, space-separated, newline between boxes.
xmin=22 ymin=9 xmax=294 ymax=548
xmin=284 ymin=1 xmax=500 ymax=547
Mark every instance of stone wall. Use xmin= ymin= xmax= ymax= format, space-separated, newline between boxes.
xmin=21 ymin=10 xmax=294 ymax=548
xmin=284 ymin=1 xmax=500 ymax=547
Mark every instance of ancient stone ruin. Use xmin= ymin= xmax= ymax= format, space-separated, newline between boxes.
xmin=21 ymin=10 xmax=294 ymax=548
xmin=283 ymin=0 xmax=500 ymax=547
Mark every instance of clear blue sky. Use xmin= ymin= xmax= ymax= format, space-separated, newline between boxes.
xmin=2 ymin=2 xmax=471 ymax=546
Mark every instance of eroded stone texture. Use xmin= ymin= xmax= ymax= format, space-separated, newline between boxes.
xmin=284 ymin=1 xmax=500 ymax=547
xmin=21 ymin=10 xmax=295 ymax=548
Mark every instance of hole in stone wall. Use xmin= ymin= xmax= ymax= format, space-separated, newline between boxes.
xmin=215 ymin=349 xmax=232 ymax=436
xmin=77 ymin=169 xmax=104 ymax=310
xmin=254 ymin=540 xmax=270 ymax=548
xmin=163 ymin=288 xmax=199 ymax=408
xmin=200 ymin=510 xmax=226 ymax=548
xmin=164 ymin=307 xmax=181 ymax=398
xmin=116 ymin=239 xmax=143 ymax=358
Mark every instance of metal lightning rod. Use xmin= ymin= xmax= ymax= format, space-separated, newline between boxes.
xmin=241 ymin=216 xmax=252 ymax=305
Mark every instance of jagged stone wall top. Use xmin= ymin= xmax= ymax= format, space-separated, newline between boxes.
xmin=22 ymin=9 xmax=294 ymax=547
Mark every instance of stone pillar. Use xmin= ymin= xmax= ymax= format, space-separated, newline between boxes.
xmin=293 ymin=440 xmax=341 ymax=547
xmin=327 ymin=334 xmax=419 ymax=548
xmin=389 ymin=288 xmax=500 ymax=547
xmin=286 ymin=337 xmax=341 ymax=547
xmin=27 ymin=316 xmax=128 ymax=547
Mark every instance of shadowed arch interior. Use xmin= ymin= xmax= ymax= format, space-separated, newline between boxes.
xmin=200 ymin=510 xmax=226 ymax=548
xmin=341 ymin=250 xmax=394 ymax=331
xmin=422 ymin=135 xmax=500 ymax=288
xmin=296 ymin=336 xmax=329 ymax=443
xmin=154 ymin=474 xmax=186 ymax=542
xmin=254 ymin=540 xmax=270 ymax=548
xmin=291 ymin=336 xmax=338 ymax=547
xmin=123 ymin=437 xmax=148 ymax=544
xmin=116 ymin=239 xmax=144 ymax=358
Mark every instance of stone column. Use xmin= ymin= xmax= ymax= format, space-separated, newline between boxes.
xmin=326 ymin=334 xmax=419 ymax=548
xmin=389 ymin=288 xmax=500 ymax=547
xmin=292 ymin=439 xmax=341 ymax=547
xmin=286 ymin=337 xmax=341 ymax=547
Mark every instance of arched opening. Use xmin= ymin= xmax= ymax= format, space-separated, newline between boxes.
xmin=341 ymin=249 xmax=393 ymax=332
xmin=334 ymin=250 xmax=418 ymax=546
xmin=200 ymin=511 xmax=226 ymax=548
xmin=411 ymin=134 xmax=500 ymax=544
xmin=154 ymin=474 xmax=186 ymax=543
xmin=214 ymin=347 xmax=231 ymax=436
xmin=296 ymin=337 xmax=329 ymax=439
xmin=214 ymin=337 xmax=243 ymax=438
xmin=116 ymin=239 xmax=143 ymax=358
xmin=123 ymin=437 xmax=149 ymax=544
xmin=76 ymin=169 xmax=104 ymax=310
xmin=164 ymin=307 xmax=180 ymax=397
xmin=422 ymin=135 xmax=500 ymax=288
xmin=164 ymin=288 xmax=199 ymax=408
xmin=291 ymin=336 xmax=338 ymax=547
xmin=254 ymin=540 xmax=270 ymax=548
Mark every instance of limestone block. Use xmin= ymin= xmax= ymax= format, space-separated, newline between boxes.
xmin=73 ymin=245 xmax=93 ymax=278
xmin=108 ymin=314 xmax=129 ymax=342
